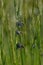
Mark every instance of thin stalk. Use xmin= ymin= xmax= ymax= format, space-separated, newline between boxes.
xmin=1 ymin=47 xmax=6 ymax=65
xmin=7 ymin=15 xmax=16 ymax=65
xmin=1 ymin=0 xmax=7 ymax=65
xmin=33 ymin=0 xmax=41 ymax=65
xmin=30 ymin=0 xmax=35 ymax=65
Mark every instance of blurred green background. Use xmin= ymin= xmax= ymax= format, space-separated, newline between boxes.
xmin=0 ymin=0 xmax=43 ymax=65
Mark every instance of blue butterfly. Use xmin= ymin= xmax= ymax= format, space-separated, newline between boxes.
xmin=16 ymin=21 xmax=24 ymax=27
xmin=16 ymin=30 xmax=22 ymax=35
xmin=16 ymin=43 xmax=24 ymax=49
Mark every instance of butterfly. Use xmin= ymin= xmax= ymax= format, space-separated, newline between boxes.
xmin=16 ymin=30 xmax=22 ymax=35
xmin=16 ymin=21 xmax=24 ymax=27
xmin=16 ymin=43 xmax=24 ymax=49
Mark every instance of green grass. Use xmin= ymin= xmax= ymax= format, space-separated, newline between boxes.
xmin=0 ymin=0 xmax=43 ymax=65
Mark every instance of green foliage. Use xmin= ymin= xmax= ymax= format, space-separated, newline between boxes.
xmin=0 ymin=0 xmax=43 ymax=65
